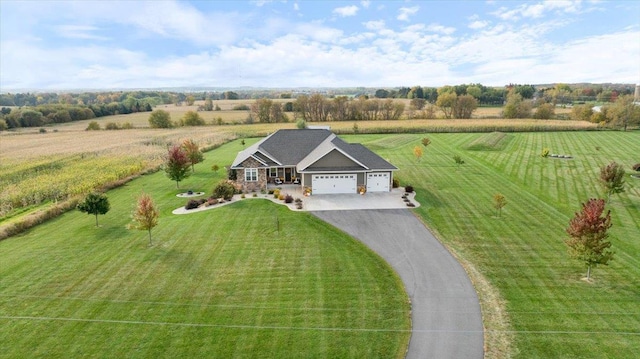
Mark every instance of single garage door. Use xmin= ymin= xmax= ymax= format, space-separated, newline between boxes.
xmin=367 ymin=172 xmax=390 ymax=192
xmin=312 ymin=174 xmax=357 ymax=194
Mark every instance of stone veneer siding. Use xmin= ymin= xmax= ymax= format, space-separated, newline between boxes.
xmin=235 ymin=157 xmax=267 ymax=192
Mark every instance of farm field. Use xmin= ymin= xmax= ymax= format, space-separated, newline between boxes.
xmin=0 ymin=140 xmax=411 ymax=358
xmin=344 ymin=131 xmax=640 ymax=357
xmin=0 ymin=116 xmax=596 ymax=236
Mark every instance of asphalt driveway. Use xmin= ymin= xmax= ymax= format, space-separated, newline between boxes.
xmin=312 ymin=209 xmax=483 ymax=359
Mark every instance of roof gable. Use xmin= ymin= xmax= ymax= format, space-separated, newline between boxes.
xmin=231 ymin=129 xmax=397 ymax=171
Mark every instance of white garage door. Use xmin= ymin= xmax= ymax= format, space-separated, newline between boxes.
xmin=367 ymin=172 xmax=390 ymax=192
xmin=312 ymin=174 xmax=357 ymax=194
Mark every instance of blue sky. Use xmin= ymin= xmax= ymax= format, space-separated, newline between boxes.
xmin=1 ymin=0 xmax=639 ymax=90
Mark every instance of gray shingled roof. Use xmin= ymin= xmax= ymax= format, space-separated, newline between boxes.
xmin=259 ymin=129 xmax=332 ymax=165
xmin=231 ymin=129 xmax=397 ymax=171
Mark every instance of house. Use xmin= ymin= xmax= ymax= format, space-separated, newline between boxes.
xmin=231 ymin=129 xmax=397 ymax=195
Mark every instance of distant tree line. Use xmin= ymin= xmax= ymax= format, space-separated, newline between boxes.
xmin=292 ymin=94 xmax=405 ymax=122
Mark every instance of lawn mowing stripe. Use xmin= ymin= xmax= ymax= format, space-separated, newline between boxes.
xmin=3 ymin=315 xmax=638 ymax=335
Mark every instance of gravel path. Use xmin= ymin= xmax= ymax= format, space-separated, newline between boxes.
xmin=312 ymin=209 xmax=483 ymax=359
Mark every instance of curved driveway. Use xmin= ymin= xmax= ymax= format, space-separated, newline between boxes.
xmin=312 ymin=209 xmax=483 ymax=359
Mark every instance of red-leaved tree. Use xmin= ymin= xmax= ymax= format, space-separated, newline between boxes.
xmin=565 ymin=198 xmax=614 ymax=280
xmin=165 ymin=145 xmax=191 ymax=188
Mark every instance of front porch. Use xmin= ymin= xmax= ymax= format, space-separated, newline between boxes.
xmin=267 ymin=166 xmax=300 ymax=185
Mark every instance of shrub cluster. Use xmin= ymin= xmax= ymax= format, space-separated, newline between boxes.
xmin=185 ymin=199 xmax=206 ymax=210
xmin=213 ymin=180 xmax=236 ymax=200
xmin=284 ymin=194 xmax=294 ymax=203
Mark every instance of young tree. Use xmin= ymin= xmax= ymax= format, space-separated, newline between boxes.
xmin=453 ymin=155 xmax=465 ymax=167
xmin=599 ymin=161 xmax=625 ymax=202
xmin=148 ymin=109 xmax=172 ymax=128
xmin=77 ymin=192 xmax=110 ymax=226
xmin=181 ymin=139 xmax=203 ymax=172
xmin=413 ymin=145 xmax=423 ymax=161
xmin=131 ymin=193 xmax=159 ymax=246
xmin=493 ymin=193 xmax=507 ymax=218
xmin=421 ymin=137 xmax=431 ymax=147
xmin=165 ymin=145 xmax=191 ymax=188
xmin=565 ymin=198 xmax=614 ymax=280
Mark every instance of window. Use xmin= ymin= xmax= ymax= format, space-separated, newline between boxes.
xmin=245 ymin=168 xmax=258 ymax=182
xmin=269 ymin=167 xmax=278 ymax=177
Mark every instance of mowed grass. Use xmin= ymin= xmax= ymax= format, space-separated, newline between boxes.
xmin=0 ymin=140 xmax=410 ymax=358
xmin=345 ymin=131 xmax=640 ymax=358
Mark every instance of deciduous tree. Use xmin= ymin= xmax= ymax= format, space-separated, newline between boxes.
xmin=77 ymin=192 xmax=110 ymax=227
xmin=413 ymin=146 xmax=423 ymax=161
xmin=131 ymin=193 xmax=159 ymax=246
xmin=148 ymin=109 xmax=172 ymax=128
xmin=181 ymin=111 xmax=205 ymax=126
xmin=452 ymin=94 xmax=478 ymax=119
xmin=493 ymin=193 xmax=506 ymax=218
xmin=599 ymin=161 xmax=625 ymax=202
xmin=565 ymin=198 xmax=613 ymax=280
xmin=182 ymin=139 xmax=203 ymax=172
xmin=165 ymin=145 xmax=191 ymax=188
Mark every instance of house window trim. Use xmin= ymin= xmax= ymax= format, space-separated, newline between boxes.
xmin=269 ymin=167 xmax=278 ymax=178
xmin=245 ymin=168 xmax=258 ymax=182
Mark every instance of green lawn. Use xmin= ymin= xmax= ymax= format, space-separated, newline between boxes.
xmin=345 ymin=131 xmax=640 ymax=358
xmin=0 ymin=139 xmax=410 ymax=358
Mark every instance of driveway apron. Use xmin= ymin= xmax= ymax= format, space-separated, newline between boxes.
xmin=312 ymin=209 xmax=483 ymax=359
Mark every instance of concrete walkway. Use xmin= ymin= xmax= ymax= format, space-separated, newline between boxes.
xmin=312 ymin=209 xmax=484 ymax=359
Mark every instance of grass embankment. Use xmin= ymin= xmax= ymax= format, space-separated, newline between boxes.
xmin=0 ymin=140 xmax=411 ymax=358
xmin=347 ymin=132 xmax=640 ymax=358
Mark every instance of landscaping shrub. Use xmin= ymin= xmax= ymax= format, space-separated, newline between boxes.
xmin=294 ymin=198 xmax=302 ymax=203
xmin=252 ymin=193 xmax=258 ymax=197
xmin=213 ymin=180 xmax=236 ymax=200
xmin=633 ymin=163 xmax=640 ymax=172
xmin=284 ymin=194 xmax=294 ymax=203
xmin=405 ymin=185 xmax=414 ymax=193
xmin=273 ymin=189 xmax=280 ymax=199
xmin=185 ymin=199 xmax=200 ymax=210
xmin=392 ymin=177 xmax=400 ymax=188
xmin=207 ymin=197 xmax=218 ymax=206
xmin=278 ymin=194 xmax=285 ymax=201
xmin=296 ymin=203 xmax=303 ymax=210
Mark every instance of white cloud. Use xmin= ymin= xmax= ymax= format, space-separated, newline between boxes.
xmin=55 ymin=25 xmax=109 ymax=41
xmin=397 ymin=6 xmax=419 ymax=22
xmin=333 ymin=5 xmax=359 ymax=17
xmin=426 ymin=24 xmax=456 ymax=35
xmin=363 ymin=20 xmax=386 ymax=31
xmin=468 ymin=20 xmax=490 ymax=29
xmin=492 ymin=0 xmax=586 ymax=21
xmin=361 ymin=0 xmax=371 ymax=9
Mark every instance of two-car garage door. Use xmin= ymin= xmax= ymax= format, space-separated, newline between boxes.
xmin=312 ymin=174 xmax=356 ymax=194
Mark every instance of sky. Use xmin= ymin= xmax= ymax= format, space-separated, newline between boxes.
xmin=1 ymin=0 xmax=639 ymax=91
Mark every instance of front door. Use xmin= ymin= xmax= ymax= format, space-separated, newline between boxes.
xmin=285 ymin=168 xmax=292 ymax=182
